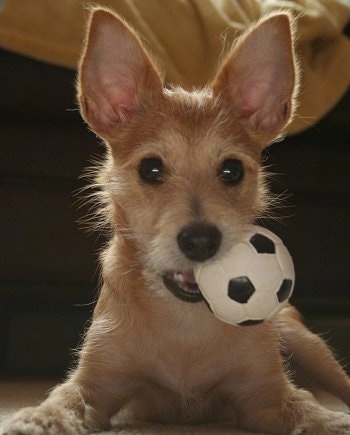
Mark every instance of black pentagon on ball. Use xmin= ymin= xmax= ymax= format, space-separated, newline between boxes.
xmin=277 ymin=279 xmax=293 ymax=303
xmin=249 ymin=233 xmax=275 ymax=254
xmin=228 ymin=276 xmax=255 ymax=303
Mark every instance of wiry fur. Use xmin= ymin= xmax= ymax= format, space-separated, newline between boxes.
xmin=2 ymin=7 xmax=350 ymax=435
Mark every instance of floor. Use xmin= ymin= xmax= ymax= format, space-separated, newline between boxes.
xmin=0 ymin=379 xmax=56 ymax=417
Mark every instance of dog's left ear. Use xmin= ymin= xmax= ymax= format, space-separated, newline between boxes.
xmin=212 ymin=13 xmax=298 ymax=144
xmin=77 ymin=8 xmax=163 ymax=140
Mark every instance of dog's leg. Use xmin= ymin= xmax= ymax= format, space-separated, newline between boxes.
xmin=242 ymin=384 xmax=350 ymax=435
xmin=290 ymin=392 xmax=350 ymax=435
xmin=0 ymin=278 xmax=149 ymax=435
xmin=228 ymin=326 xmax=350 ymax=435
xmin=277 ymin=306 xmax=350 ymax=411
xmin=0 ymin=375 xmax=125 ymax=435
xmin=0 ymin=306 xmax=135 ymax=435
xmin=0 ymin=381 xmax=94 ymax=435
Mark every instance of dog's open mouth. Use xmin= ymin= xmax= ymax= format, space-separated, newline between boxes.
xmin=163 ymin=270 xmax=204 ymax=303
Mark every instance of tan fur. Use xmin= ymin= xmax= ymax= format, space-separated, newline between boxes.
xmin=2 ymin=7 xmax=350 ymax=435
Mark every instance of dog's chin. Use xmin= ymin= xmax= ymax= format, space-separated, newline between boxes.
xmin=162 ymin=270 xmax=204 ymax=303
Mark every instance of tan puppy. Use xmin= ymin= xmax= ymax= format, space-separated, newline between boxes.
xmin=2 ymin=7 xmax=350 ymax=435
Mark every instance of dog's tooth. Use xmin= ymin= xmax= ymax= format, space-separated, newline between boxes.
xmin=174 ymin=272 xmax=184 ymax=283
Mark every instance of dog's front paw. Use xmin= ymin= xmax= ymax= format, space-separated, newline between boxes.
xmin=292 ymin=410 xmax=350 ymax=435
xmin=0 ymin=405 xmax=87 ymax=435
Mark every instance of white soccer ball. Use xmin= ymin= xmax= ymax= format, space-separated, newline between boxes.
xmin=193 ymin=225 xmax=295 ymax=326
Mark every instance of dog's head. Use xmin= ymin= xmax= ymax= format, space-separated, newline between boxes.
xmin=77 ymin=8 xmax=298 ymax=302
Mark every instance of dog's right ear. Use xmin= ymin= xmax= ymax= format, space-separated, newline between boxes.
xmin=77 ymin=8 xmax=163 ymax=140
xmin=212 ymin=13 xmax=298 ymax=144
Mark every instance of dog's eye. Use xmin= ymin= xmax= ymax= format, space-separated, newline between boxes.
xmin=139 ymin=157 xmax=164 ymax=184
xmin=218 ymin=159 xmax=244 ymax=185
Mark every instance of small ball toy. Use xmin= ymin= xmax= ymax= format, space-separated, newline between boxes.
xmin=193 ymin=225 xmax=295 ymax=326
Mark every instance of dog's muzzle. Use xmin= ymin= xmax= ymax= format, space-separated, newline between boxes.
xmin=163 ymin=223 xmax=221 ymax=302
xmin=163 ymin=270 xmax=204 ymax=303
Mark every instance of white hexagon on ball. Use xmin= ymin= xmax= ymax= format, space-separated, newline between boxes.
xmin=193 ymin=225 xmax=295 ymax=326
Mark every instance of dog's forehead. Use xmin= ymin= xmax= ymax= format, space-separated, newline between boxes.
xmin=163 ymin=86 xmax=226 ymax=127
xmin=111 ymin=86 xmax=261 ymax=165
xmin=152 ymin=87 xmax=257 ymax=157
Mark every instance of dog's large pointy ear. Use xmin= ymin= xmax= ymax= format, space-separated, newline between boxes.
xmin=78 ymin=8 xmax=163 ymax=139
xmin=212 ymin=13 xmax=298 ymax=144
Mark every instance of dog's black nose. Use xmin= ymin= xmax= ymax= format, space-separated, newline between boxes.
xmin=177 ymin=223 xmax=222 ymax=262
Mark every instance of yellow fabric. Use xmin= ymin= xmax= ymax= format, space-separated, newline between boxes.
xmin=0 ymin=0 xmax=349 ymax=134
